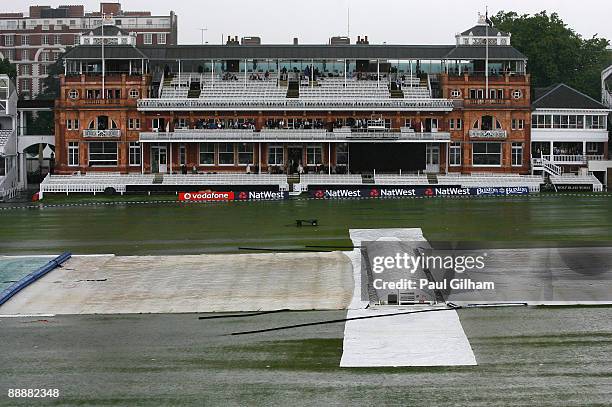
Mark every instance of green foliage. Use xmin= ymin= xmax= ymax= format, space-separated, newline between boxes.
xmin=37 ymin=58 xmax=64 ymax=100
xmin=491 ymin=11 xmax=610 ymax=99
xmin=28 ymin=57 xmax=65 ymax=135
xmin=0 ymin=58 xmax=17 ymax=80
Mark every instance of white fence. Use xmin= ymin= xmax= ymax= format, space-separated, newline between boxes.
xmin=293 ymin=174 xmax=363 ymax=192
xmin=162 ymin=174 xmax=289 ymax=191
xmin=550 ymin=174 xmax=603 ymax=192
xmin=374 ymin=175 xmax=430 ymax=185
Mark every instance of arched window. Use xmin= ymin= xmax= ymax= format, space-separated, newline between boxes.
xmin=477 ymin=116 xmax=503 ymax=131
xmin=97 ymin=115 xmax=109 ymax=130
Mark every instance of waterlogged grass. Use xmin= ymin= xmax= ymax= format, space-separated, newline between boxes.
xmin=1 ymin=194 xmax=611 ymax=255
xmin=2 ymin=308 xmax=612 ymax=406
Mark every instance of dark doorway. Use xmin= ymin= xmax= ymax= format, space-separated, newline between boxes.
xmin=287 ymin=147 xmax=303 ymax=173
xmin=349 ymin=143 xmax=425 ymax=172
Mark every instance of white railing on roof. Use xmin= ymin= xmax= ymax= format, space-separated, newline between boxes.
xmin=138 ymin=98 xmax=455 ymax=111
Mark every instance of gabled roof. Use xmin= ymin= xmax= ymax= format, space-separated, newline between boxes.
xmin=532 ymin=83 xmax=609 ymax=110
xmin=87 ymin=25 xmax=131 ymax=37
xmin=62 ymin=45 xmax=148 ymax=60
xmin=461 ymin=25 xmax=508 ymax=37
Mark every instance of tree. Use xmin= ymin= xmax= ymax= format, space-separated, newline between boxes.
xmin=0 ymin=58 xmax=16 ymax=80
xmin=27 ymin=57 xmax=65 ymax=135
xmin=491 ymin=11 xmax=610 ymax=99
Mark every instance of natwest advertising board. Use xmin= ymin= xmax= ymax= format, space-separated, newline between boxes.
xmin=179 ymin=190 xmax=288 ymax=201
xmin=308 ymin=185 xmax=531 ymax=199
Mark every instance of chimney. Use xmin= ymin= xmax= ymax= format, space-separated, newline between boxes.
xmin=293 ymin=37 xmax=298 ymax=45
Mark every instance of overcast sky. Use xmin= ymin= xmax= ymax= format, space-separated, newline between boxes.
xmin=6 ymin=0 xmax=612 ymax=45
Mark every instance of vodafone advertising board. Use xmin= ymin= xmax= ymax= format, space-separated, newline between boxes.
xmin=179 ymin=190 xmax=288 ymax=201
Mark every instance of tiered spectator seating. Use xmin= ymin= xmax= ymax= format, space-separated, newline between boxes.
xmin=162 ymin=174 xmax=289 ymax=191
xmin=300 ymin=78 xmax=390 ymax=99
xmin=160 ymin=74 xmax=190 ymax=98
xmin=199 ymin=73 xmax=286 ymax=99
xmin=293 ymin=174 xmax=363 ymax=192
xmin=374 ymin=174 xmax=430 ymax=185
xmin=437 ymin=174 xmax=544 ymax=192
xmin=550 ymin=174 xmax=603 ymax=192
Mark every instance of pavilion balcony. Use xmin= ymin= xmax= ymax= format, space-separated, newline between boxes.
xmin=468 ymin=129 xmax=508 ymax=139
xmin=534 ymin=154 xmax=606 ymax=165
xmin=83 ymin=129 xmax=122 ymax=139
xmin=136 ymin=98 xmax=455 ymax=112
xmin=138 ymin=128 xmax=451 ymax=143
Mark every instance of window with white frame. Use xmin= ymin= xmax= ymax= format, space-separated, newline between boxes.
xmin=511 ymin=119 xmax=524 ymax=130
xmin=41 ymin=51 xmax=50 ymax=62
xmin=511 ymin=143 xmax=523 ymax=166
xmin=472 ymin=142 xmax=502 ymax=166
xmin=218 ymin=143 xmax=234 ymax=165
xmin=157 ymin=33 xmax=167 ymax=45
xmin=4 ymin=35 xmax=14 ymax=46
xmin=450 ymin=89 xmax=461 ymax=98
xmin=512 ymin=89 xmax=522 ymax=99
xmin=88 ymin=142 xmax=118 ymax=166
xmin=74 ymin=34 xmax=80 ymax=45
xmin=306 ymin=145 xmax=322 ymax=165
xmin=449 ymin=142 xmax=462 ymax=166
xmin=129 ymin=88 xmax=139 ymax=98
xmin=268 ymin=146 xmax=284 ymax=165
xmin=144 ymin=33 xmax=153 ymax=45
xmin=68 ymin=142 xmax=79 ymax=166
xmin=21 ymin=35 xmax=29 ymax=45
xmin=237 ymin=144 xmax=254 ymax=165
xmin=449 ymin=118 xmax=462 ymax=130
xmin=128 ymin=118 xmax=140 ymax=130
xmin=199 ymin=143 xmax=215 ymax=165
xmin=336 ymin=143 xmax=348 ymax=166
xmin=66 ymin=119 xmax=79 ymax=130
xmin=54 ymin=34 xmax=61 ymax=44
xmin=179 ymin=145 xmax=186 ymax=166
xmin=42 ymin=35 xmax=49 ymax=45
xmin=129 ymin=142 xmax=141 ymax=166
xmin=586 ymin=115 xmax=607 ymax=129
xmin=175 ymin=118 xmax=188 ymax=129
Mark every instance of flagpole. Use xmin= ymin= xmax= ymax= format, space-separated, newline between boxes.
xmin=485 ymin=10 xmax=489 ymax=96
xmin=102 ymin=13 xmax=105 ymax=100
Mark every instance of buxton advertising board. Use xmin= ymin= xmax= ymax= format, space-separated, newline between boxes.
xmin=308 ymin=185 xmax=532 ymax=199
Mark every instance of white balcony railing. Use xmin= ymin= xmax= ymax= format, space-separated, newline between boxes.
xmin=137 ymin=98 xmax=455 ymax=112
xmin=469 ymin=129 xmax=508 ymax=139
xmin=139 ymin=130 xmax=451 ymax=143
xmin=537 ymin=154 xmax=605 ymax=164
xmin=82 ymin=129 xmax=122 ymax=138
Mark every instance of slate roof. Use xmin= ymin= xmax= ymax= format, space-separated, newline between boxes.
xmin=532 ymin=83 xmax=609 ymax=110
xmin=461 ymin=25 xmax=508 ymax=37
xmin=63 ymin=43 xmax=527 ymax=61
